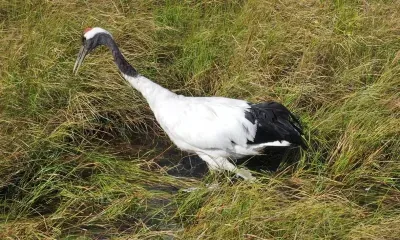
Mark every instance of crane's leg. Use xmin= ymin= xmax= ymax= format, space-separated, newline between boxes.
xmin=197 ymin=154 xmax=255 ymax=181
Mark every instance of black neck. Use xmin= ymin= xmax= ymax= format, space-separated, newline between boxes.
xmin=98 ymin=34 xmax=138 ymax=77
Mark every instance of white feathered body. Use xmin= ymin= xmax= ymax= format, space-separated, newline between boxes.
xmin=125 ymin=74 xmax=290 ymax=161
xmin=155 ymin=96 xmax=259 ymax=158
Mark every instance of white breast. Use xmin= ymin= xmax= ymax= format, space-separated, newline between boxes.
xmin=151 ymin=95 xmax=260 ymax=158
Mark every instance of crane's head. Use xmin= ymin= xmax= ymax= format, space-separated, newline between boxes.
xmin=73 ymin=27 xmax=112 ymax=75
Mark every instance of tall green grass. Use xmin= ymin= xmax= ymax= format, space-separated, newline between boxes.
xmin=1 ymin=0 xmax=399 ymax=239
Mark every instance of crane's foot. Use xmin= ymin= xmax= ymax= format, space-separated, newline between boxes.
xmin=235 ymin=168 xmax=256 ymax=181
xmin=197 ymin=154 xmax=256 ymax=181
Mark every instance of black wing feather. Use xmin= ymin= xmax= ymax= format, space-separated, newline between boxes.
xmin=245 ymin=101 xmax=307 ymax=149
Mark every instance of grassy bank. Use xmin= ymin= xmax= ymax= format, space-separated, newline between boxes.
xmin=1 ymin=0 xmax=399 ymax=239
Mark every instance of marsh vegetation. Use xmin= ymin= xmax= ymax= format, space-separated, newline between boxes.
xmin=1 ymin=0 xmax=399 ymax=239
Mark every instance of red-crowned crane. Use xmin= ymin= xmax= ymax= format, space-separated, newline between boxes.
xmin=73 ymin=27 xmax=306 ymax=180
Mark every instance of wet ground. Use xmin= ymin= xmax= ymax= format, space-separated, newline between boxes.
xmin=109 ymin=137 xmax=302 ymax=183
xmin=114 ymin=139 xmax=302 ymax=180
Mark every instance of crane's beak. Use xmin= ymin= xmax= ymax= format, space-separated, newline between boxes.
xmin=73 ymin=46 xmax=88 ymax=75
